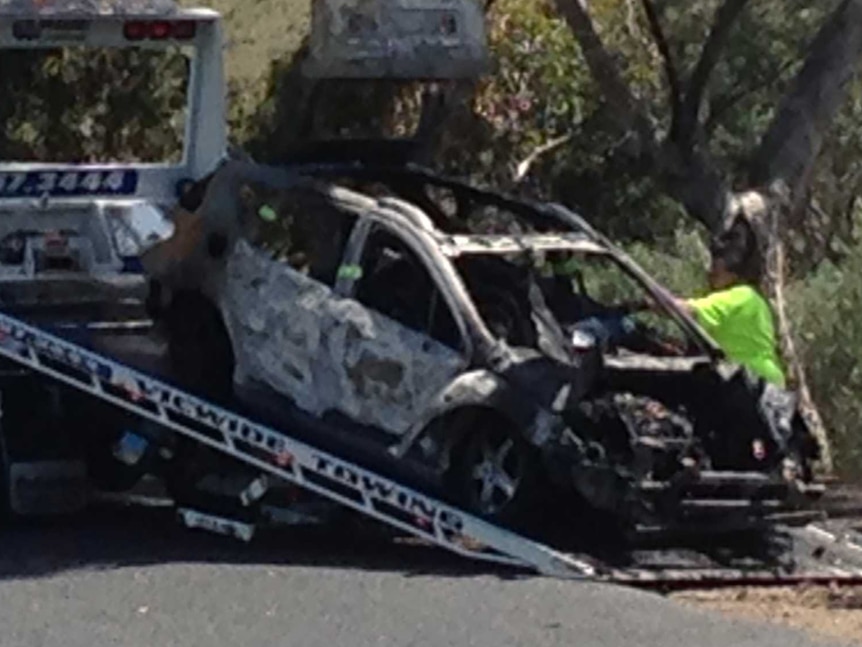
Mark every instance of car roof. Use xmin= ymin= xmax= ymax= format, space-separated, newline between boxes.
xmin=436 ymin=233 xmax=608 ymax=257
xmin=350 ymin=196 xmax=609 ymax=258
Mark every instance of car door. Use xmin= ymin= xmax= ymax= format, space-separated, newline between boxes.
xmin=217 ymin=180 xmax=363 ymax=419
xmin=324 ymin=223 xmax=470 ymax=436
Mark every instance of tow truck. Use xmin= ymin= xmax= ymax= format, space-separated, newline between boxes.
xmin=0 ymin=0 xmax=860 ymax=588
xmin=0 ymin=0 xmax=224 ymax=514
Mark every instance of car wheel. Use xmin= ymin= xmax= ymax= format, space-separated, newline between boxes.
xmin=451 ymin=422 xmax=540 ymax=528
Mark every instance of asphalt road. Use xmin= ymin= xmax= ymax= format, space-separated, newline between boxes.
xmin=0 ymin=506 xmax=853 ymax=647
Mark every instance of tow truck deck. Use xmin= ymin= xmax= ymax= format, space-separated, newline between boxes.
xmin=3 ymin=305 xmax=862 ymax=588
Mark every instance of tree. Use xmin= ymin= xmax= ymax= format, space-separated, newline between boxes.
xmin=549 ymin=0 xmax=862 ymax=470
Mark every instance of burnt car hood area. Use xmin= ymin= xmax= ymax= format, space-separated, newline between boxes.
xmin=139 ymin=159 xmax=822 ymax=540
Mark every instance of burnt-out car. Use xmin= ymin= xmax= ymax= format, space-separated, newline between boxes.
xmin=140 ymin=160 xmax=821 ymax=533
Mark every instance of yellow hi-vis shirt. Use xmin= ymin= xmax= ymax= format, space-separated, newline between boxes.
xmin=687 ymin=285 xmax=786 ymax=387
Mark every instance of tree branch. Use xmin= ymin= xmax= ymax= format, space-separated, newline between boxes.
xmin=513 ymin=133 xmax=574 ymax=183
xmin=655 ymin=142 xmax=731 ymax=231
xmin=639 ymin=0 xmax=683 ymax=124
xmin=751 ymin=0 xmax=862 ymax=201
xmin=705 ymin=58 xmax=799 ymax=134
xmin=551 ymin=0 xmax=654 ymax=149
xmin=676 ymin=0 xmax=750 ymax=144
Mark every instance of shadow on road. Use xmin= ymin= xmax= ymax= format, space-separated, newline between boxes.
xmin=0 ymin=504 xmax=530 ymax=583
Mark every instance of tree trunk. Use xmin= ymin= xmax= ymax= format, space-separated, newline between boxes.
xmin=751 ymin=0 xmax=862 ymax=196
xmin=727 ymin=191 xmax=834 ymax=472
xmin=655 ymin=141 xmax=731 ymax=232
xmin=764 ymin=208 xmax=834 ymax=473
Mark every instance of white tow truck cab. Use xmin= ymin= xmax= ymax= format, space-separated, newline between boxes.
xmin=0 ymin=0 xmax=227 ymax=517
xmin=0 ymin=0 xmax=225 ymax=307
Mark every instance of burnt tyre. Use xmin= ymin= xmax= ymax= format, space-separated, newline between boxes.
xmin=450 ymin=421 xmax=541 ymax=528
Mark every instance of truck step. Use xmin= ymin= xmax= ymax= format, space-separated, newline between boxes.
xmin=177 ymin=507 xmax=256 ymax=542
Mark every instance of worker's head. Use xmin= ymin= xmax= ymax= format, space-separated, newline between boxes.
xmin=708 ymin=225 xmax=762 ymax=290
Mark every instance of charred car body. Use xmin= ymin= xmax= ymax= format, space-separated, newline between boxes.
xmin=139 ymin=158 xmax=822 ymax=535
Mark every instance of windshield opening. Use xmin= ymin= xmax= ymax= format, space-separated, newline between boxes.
xmin=0 ymin=45 xmax=191 ymax=164
xmin=454 ymin=248 xmax=699 ymax=358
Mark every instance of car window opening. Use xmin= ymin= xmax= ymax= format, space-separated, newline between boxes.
xmin=355 ymin=228 xmax=461 ymax=351
xmin=454 ymin=250 xmax=696 ymax=358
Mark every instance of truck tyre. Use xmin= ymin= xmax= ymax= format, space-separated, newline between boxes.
xmin=85 ymin=442 xmax=146 ymax=493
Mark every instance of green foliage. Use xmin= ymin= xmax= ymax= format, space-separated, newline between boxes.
xmin=788 ymin=225 xmax=862 ymax=477
xmin=462 ymin=0 xmax=594 ymax=181
xmin=0 ymin=47 xmax=189 ymax=163
xmin=700 ymin=1 xmax=838 ymax=176
xmin=624 ymin=228 xmax=711 ymax=297
xmin=435 ymin=0 xmax=687 ymax=239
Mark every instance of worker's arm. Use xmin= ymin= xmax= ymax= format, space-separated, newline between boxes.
xmin=684 ymin=289 xmax=746 ymax=336
xmin=621 ymin=286 xmax=693 ymax=316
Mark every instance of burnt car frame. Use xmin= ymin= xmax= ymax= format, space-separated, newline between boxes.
xmin=141 ymin=159 xmax=821 ymax=534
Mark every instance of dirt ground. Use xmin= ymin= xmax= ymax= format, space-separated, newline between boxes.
xmin=674 ymin=586 xmax=862 ymax=645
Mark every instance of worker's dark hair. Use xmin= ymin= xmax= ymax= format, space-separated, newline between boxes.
xmin=709 ymin=222 xmax=763 ymax=285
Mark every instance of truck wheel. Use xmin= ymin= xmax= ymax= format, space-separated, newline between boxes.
xmin=85 ymin=443 xmax=146 ymax=493
xmin=449 ymin=421 xmax=540 ymax=529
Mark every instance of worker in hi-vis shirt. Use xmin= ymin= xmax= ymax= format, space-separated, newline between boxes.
xmin=542 ymin=224 xmax=785 ymax=387
xmin=661 ymin=231 xmax=786 ymax=387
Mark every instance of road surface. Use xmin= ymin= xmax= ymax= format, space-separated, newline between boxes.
xmin=0 ymin=506 xmax=852 ymax=647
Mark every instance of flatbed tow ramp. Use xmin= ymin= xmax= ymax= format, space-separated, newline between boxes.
xmin=2 ymin=308 xmax=862 ymax=589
